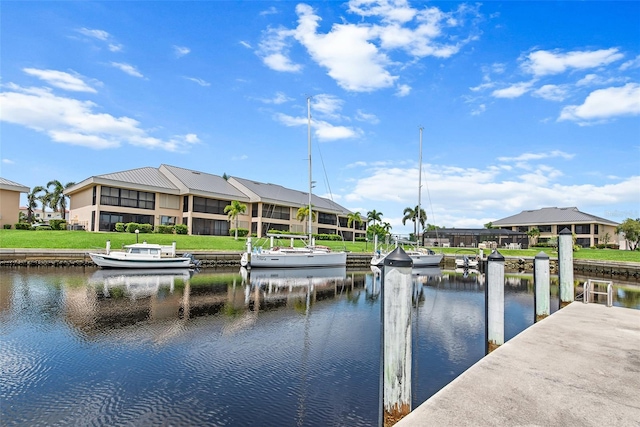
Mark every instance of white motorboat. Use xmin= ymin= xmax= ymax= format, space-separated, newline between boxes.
xmin=454 ymin=250 xmax=479 ymax=269
xmin=89 ymin=241 xmax=199 ymax=269
xmin=371 ymin=246 xmax=443 ymax=268
xmin=240 ymin=97 xmax=346 ymax=269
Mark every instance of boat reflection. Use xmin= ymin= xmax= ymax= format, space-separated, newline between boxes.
xmin=88 ymin=268 xmax=192 ymax=300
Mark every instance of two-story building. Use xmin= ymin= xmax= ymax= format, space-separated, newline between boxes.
xmin=64 ymin=164 xmax=365 ymax=239
xmin=492 ymin=207 xmax=620 ymax=248
xmin=0 ymin=177 xmax=30 ymax=228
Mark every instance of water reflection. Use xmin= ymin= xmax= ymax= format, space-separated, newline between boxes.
xmin=0 ymin=267 xmax=638 ymax=427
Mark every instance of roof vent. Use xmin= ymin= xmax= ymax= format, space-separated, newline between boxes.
xmin=192 ymin=171 xmax=200 ymax=175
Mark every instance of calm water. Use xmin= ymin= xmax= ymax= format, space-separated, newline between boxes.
xmin=1 ymin=267 xmax=637 ymax=426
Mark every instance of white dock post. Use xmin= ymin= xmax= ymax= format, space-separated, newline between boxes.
xmin=106 ymin=240 xmax=111 ymax=255
xmin=172 ymin=241 xmax=177 ymax=257
xmin=381 ymin=247 xmax=413 ymax=426
xmin=486 ymin=250 xmax=504 ymax=353
xmin=558 ymin=228 xmax=574 ymax=308
xmin=534 ymin=251 xmax=550 ymax=322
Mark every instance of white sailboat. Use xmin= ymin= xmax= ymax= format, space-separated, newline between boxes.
xmin=371 ymin=127 xmax=443 ymax=268
xmin=241 ymin=97 xmax=347 ymax=269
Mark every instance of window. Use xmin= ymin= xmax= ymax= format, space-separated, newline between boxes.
xmin=98 ymin=211 xmax=153 ymax=231
xmin=252 ymin=204 xmax=258 ymax=218
xmin=574 ymin=224 xmax=591 ymax=234
xmin=556 ymin=225 xmax=571 ymax=233
xmin=161 ymin=216 xmax=176 ymax=225
xmin=318 ymin=228 xmax=336 ymax=235
xmin=576 ymin=237 xmax=590 ymax=248
xmin=594 ymin=224 xmax=599 ymax=234
xmin=183 ymin=196 xmax=189 ymax=212
xmin=517 ymin=226 xmax=528 ymax=233
xmin=537 ymin=225 xmax=552 ymax=233
xmin=339 ymin=217 xmax=348 ymax=227
xmin=159 ymin=194 xmax=180 ymax=209
xmin=262 ymin=204 xmax=290 ymax=220
xmin=192 ymin=218 xmax=230 ymax=236
xmin=318 ymin=212 xmax=336 ymax=225
xmin=263 ymin=222 xmax=289 ymax=235
xmin=100 ymin=186 xmax=155 ymax=210
xmin=192 ymin=197 xmax=228 ymax=215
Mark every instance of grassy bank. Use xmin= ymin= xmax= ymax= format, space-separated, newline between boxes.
xmin=1 ymin=230 xmax=639 ymax=263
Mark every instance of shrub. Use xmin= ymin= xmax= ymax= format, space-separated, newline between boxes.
xmin=15 ymin=223 xmax=30 ymax=230
xmin=49 ymin=220 xmax=67 ymax=230
xmin=175 ymin=224 xmax=188 ymax=235
xmin=155 ymin=225 xmax=175 ymax=234
xmin=115 ymin=222 xmax=126 ymax=232
xmin=229 ymin=228 xmax=249 ymax=237
xmin=4 ymin=224 xmax=12 ymax=229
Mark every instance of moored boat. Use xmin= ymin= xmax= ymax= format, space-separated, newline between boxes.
xmin=89 ymin=241 xmax=199 ymax=269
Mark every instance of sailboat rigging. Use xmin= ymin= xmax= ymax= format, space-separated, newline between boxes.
xmin=240 ymin=97 xmax=347 ymax=269
xmin=370 ymin=127 xmax=443 ymax=268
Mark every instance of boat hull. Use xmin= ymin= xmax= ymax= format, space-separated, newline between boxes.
xmin=89 ymin=253 xmax=193 ymax=269
xmin=371 ymin=252 xmax=443 ymax=267
xmin=242 ymin=251 xmax=347 ymax=268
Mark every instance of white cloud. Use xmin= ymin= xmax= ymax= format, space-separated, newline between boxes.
xmin=559 ymin=83 xmax=640 ymax=123
xmin=257 ymin=1 xmax=480 ymax=92
xmin=521 ymin=48 xmax=624 ymax=77
xmin=76 ymin=27 xmax=123 ymax=52
xmin=491 ymin=81 xmax=534 ymax=98
xmin=77 ymin=27 xmax=110 ymax=41
xmin=619 ymin=54 xmax=640 ymax=71
xmin=396 ymin=84 xmax=411 ymax=96
xmin=533 ymin=84 xmax=568 ymax=102
xmin=470 ymin=103 xmax=486 ymax=116
xmin=2 ymin=159 xmax=15 ymax=164
xmin=497 ymin=150 xmax=574 ymax=163
xmin=355 ymin=109 xmax=379 ymax=124
xmin=239 ymin=41 xmax=252 ymax=49
xmin=260 ymin=6 xmax=278 ymax=16
xmin=110 ymin=62 xmax=144 ymax=78
xmin=258 ymin=92 xmax=291 ymax=104
xmin=174 ymin=45 xmax=191 ymax=57
xmin=184 ymin=77 xmax=211 ymax=87
xmin=0 ymin=83 xmax=197 ymax=152
xmin=23 ymin=68 xmax=97 ymax=93
xmin=312 ymin=94 xmax=344 ymax=118
xmin=343 ymin=158 xmax=639 ymax=230
xmin=274 ymin=112 xmax=361 ymax=141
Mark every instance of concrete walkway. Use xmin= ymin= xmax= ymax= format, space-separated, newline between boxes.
xmin=397 ymin=302 xmax=640 ymax=427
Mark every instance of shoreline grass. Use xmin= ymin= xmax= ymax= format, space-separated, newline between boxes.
xmin=1 ymin=229 xmax=639 ymax=263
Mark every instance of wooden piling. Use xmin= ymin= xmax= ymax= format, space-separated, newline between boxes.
xmin=558 ymin=228 xmax=574 ymax=308
xmin=534 ymin=251 xmax=550 ymax=322
xmin=381 ymin=247 xmax=413 ymax=427
xmin=486 ymin=250 xmax=505 ymax=353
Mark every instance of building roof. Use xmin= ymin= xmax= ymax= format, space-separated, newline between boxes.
xmin=63 ymin=165 xmax=351 ymax=214
xmin=424 ymin=228 xmax=526 ymax=236
xmin=0 ymin=177 xmax=30 ymax=193
xmin=230 ymin=176 xmax=350 ymax=214
xmin=160 ymin=165 xmax=248 ymax=200
xmin=492 ymin=207 xmax=618 ymax=227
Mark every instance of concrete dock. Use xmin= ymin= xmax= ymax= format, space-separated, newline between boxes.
xmin=397 ymin=302 xmax=640 ymax=427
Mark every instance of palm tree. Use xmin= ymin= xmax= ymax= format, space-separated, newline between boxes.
xmin=224 ymin=200 xmax=247 ymax=240
xmin=366 ymin=210 xmax=383 ymax=227
xmin=46 ymin=180 xmax=75 ymax=221
xmin=527 ymin=227 xmax=540 ymax=246
xmin=347 ymin=212 xmax=363 ymax=242
xmin=26 ymin=186 xmax=45 ymax=223
xmin=402 ymin=205 xmax=426 ymax=241
xmin=296 ymin=205 xmax=317 ymax=236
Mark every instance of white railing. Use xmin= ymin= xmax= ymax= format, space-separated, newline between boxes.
xmin=583 ymin=279 xmax=613 ymax=307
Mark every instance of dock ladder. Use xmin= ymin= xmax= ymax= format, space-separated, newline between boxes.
xmin=583 ymin=279 xmax=613 ymax=307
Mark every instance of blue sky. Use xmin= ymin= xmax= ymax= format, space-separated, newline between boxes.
xmin=1 ymin=1 xmax=639 ymax=235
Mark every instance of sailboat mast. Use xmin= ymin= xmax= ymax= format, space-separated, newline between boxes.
xmin=307 ymin=97 xmax=313 ymax=242
xmin=418 ymin=127 xmax=423 ymax=244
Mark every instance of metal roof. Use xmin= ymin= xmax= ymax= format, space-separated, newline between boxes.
xmin=161 ymin=165 xmax=248 ymax=200
xmin=97 ymin=167 xmax=180 ymax=190
xmin=230 ymin=176 xmax=350 ymax=214
xmin=492 ymin=207 xmax=618 ymax=226
xmin=0 ymin=177 xmax=30 ymax=192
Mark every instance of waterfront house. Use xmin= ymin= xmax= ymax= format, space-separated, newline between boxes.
xmin=0 ymin=177 xmax=30 ymax=229
xmin=492 ymin=207 xmax=620 ymax=248
xmin=63 ymin=164 xmax=363 ymax=239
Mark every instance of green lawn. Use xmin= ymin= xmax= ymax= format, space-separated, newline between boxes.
xmin=1 ymin=229 xmax=639 ymax=263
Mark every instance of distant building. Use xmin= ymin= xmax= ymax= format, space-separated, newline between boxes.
xmin=492 ymin=207 xmax=619 ymax=248
xmin=63 ymin=164 xmax=365 ymax=239
xmin=18 ymin=207 xmax=68 ymax=223
xmin=0 ymin=177 xmax=30 ymax=228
